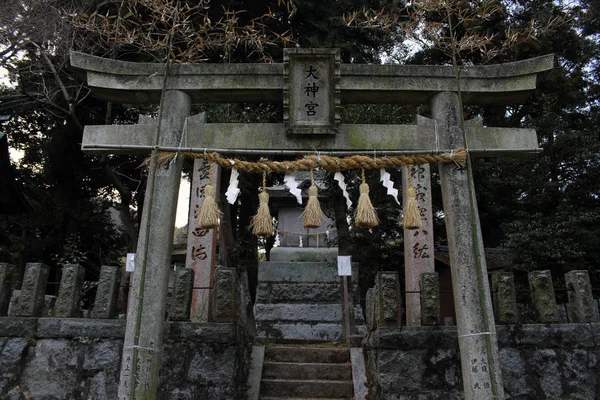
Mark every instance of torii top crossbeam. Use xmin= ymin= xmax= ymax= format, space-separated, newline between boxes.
xmin=71 ymin=51 xmax=553 ymax=105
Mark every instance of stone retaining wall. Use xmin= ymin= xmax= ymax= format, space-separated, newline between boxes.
xmin=0 ymin=318 xmax=248 ymax=400
xmin=364 ymin=324 xmax=600 ymax=399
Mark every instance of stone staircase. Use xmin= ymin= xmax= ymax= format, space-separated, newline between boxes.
xmin=259 ymin=345 xmax=354 ymax=399
xmin=254 ymin=261 xmax=346 ymax=341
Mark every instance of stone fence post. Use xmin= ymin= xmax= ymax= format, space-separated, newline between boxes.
xmin=528 ymin=270 xmax=559 ymax=323
xmin=492 ymin=272 xmax=519 ymax=324
xmin=169 ymin=267 xmax=195 ymax=321
xmin=55 ymin=264 xmax=85 ymax=318
xmin=0 ymin=263 xmax=14 ymax=316
xmin=375 ymin=271 xmax=402 ymax=328
xmin=16 ymin=263 xmax=49 ymax=317
xmin=92 ymin=266 xmax=120 ymax=319
xmin=565 ymin=270 xmax=599 ymax=323
xmin=212 ymin=266 xmax=237 ymax=322
xmin=420 ymin=272 xmax=439 ymax=326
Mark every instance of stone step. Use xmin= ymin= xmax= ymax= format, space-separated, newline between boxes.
xmin=263 ymin=362 xmax=352 ymax=381
xmin=257 ymin=322 xmax=342 ymax=341
xmin=260 ymin=398 xmax=350 ymax=400
xmin=256 ymin=282 xmax=341 ymax=304
xmin=266 ymin=346 xmax=350 ymax=364
xmin=259 ymin=262 xmax=338 ymax=283
xmin=255 ymin=304 xmax=342 ymax=322
xmin=260 ymin=379 xmax=353 ymax=398
xmin=260 ymin=398 xmax=349 ymax=400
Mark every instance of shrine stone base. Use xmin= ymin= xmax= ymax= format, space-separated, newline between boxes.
xmin=364 ymin=324 xmax=600 ymax=400
xmin=269 ymin=247 xmax=339 ymax=262
xmin=0 ymin=319 xmax=249 ymax=400
xmin=255 ymin=254 xmax=366 ymax=342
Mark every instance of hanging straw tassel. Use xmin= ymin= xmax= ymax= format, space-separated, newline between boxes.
xmin=355 ymin=169 xmax=379 ymax=228
xmin=195 ymin=162 xmax=222 ymax=230
xmin=251 ymin=172 xmax=274 ymax=237
xmin=302 ymin=170 xmax=327 ymax=228
xmin=403 ymin=165 xmax=422 ymax=230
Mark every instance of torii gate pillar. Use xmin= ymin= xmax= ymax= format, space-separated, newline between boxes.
xmin=434 ymin=91 xmax=504 ymax=399
xmin=118 ymin=90 xmax=191 ymax=399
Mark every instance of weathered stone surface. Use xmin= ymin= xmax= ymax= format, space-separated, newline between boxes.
xmin=366 ymin=288 xmax=376 ymax=332
xmin=16 ymin=263 xmax=49 ymax=317
xmin=21 ymin=339 xmax=80 ymax=399
xmin=404 ymin=160 xmax=435 ymax=327
xmin=267 ymin=282 xmax=340 ymax=303
xmin=1 ymin=320 xmax=249 ymax=400
xmin=258 ymin=261 xmax=338 ymax=283
xmin=0 ymin=338 xmax=28 ymax=378
xmin=85 ymin=371 xmax=119 ymax=400
xmin=83 ymin=340 xmax=122 ymax=371
xmin=165 ymin=322 xmax=236 ymax=342
xmin=563 ymin=349 xmax=597 ymax=399
xmin=269 ymin=247 xmax=339 ymax=262
xmin=351 ymin=348 xmax=369 ymax=400
xmin=433 ymin=91 xmax=503 ymax=400
xmin=565 ymin=270 xmax=599 ymax=323
xmin=256 ymin=321 xmax=342 ymax=341
xmin=0 ymin=318 xmax=37 ymax=337
xmin=71 ymin=51 xmax=553 ymax=106
xmin=38 ymin=318 xmax=125 ymax=338
xmin=169 ymin=267 xmax=194 ymax=321
xmin=529 ymin=270 xmax=559 ymax=323
xmin=499 ymin=348 xmax=534 ymax=398
xmin=246 ymin=346 xmax=265 ymax=400
xmin=92 ymin=265 xmax=120 ymax=319
xmin=420 ymin=272 xmax=440 ymax=326
xmin=368 ymin=324 xmax=600 ymax=400
xmin=376 ymin=271 xmax=401 ymax=327
xmin=377 ymin=350 xmax=424 ymax=392
xmin=492 ymin=272 xmax=519 ymax=324
xmin=212 ymin=266 xmax=237 ymax=322
xmin=0 ymin=263 xmax=14 ymax=316
xmin=254 ymin=303 xmax=341 ymax=322
xmin=530 ymin=349 xmax=564 ymax=397
xmin=54 ymin=264 xmax=85 ymax=318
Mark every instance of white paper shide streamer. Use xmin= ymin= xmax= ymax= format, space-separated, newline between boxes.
xmin=379 ymin=169 xmax=400 ymax=204
xmin=225 ymin=168 xmax=241 ymax=204
xmin=334 ymin=172 xmax=352 ymax=210
xmin=274 ymin=232 xmax=281 ymax=247
xmin=284 ymin=174 xmax=303 ymax=205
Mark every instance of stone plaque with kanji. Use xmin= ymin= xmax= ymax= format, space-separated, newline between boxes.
xmin=284 ymin=48 xmax=340 ymax=135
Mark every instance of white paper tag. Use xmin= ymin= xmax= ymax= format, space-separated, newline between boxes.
xmin=334 ymin=172 xmax=352 ymax=210
xmin=284 ymin=174 xmax=303 ymax=204
xmin=380 ymin=168 xmax=400 ymax=204
xmin=225 ymin=168 xmax=241 ymax=204
xmin=337 ymin=255 xmax=352 ymax=276
xmin=126 ymin=253 xmax=136 ymax=272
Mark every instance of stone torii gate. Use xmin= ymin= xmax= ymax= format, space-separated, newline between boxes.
xmin=71 ymin=49 xmax=553 ymax=400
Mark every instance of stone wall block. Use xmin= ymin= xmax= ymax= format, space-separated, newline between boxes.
xmin=212 ymin=266 xmax=237 ymax=322
xmin=420 ymin=272 xmax=440 ymax=326
xmin=376 ymin=271 xmax=401 ymax=327
xmin=492 ymin=272 xmax=519 ymax=324
xmin=92 ymin=266 xmax=120 ymax=319
xmin=0 ymin=263 xmax=15 ymax=316
xmin=54 ymin=264 xmax=85 ymax=318
xmin=169 ymin=267 xmax=194 ymax=321
xmin=565 ymin=270 xmax=599 ymax=323
xmin=365 ymin=288 xmax=376 ymax=331
xmin=16 ymin=263 xmax=49 ymax=317
xmin=528 ymin=270 xmax=559 ymax=323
